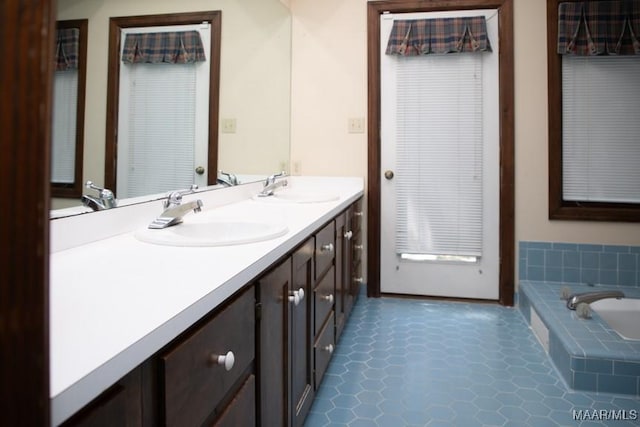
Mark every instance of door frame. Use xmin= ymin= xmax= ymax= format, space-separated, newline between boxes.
xmin=105 ymin=12 xmax=222 ymax=196
xmin=366 ymin=0 xmax=515 ymax=305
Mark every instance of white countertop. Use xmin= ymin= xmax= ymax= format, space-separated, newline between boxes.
xmin=49 ymin=176 xmax=364 ymax=426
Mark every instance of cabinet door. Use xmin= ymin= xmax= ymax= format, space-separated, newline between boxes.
xmin=212 ymin=375 xmax=256 ymax=427
xmin=258 ymin=258 xmax=291 ymax=427
xmin=342 ymin=206 xmax=355 ymax=321
xmin=291 ymin=239 xmax=315 ymax=427
xmin=61 ymin=367 xmax=142 ymax=427
xmin=334 ymin=212 xmax=346 ymax=339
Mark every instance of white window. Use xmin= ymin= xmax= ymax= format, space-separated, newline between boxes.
xmin=562 ymin=56 xmax=640 ymax=204
xmin=51 ymin=70 xmax=78 ymax=184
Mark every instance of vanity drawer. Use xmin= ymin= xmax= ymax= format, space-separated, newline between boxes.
xmin=315 ymin=221 xmax=335 ymax=280
xmin=352 ymin=230 xmax=363 ymax=265
xmin=351 ymin=200 xmax=364 ymax=233
xmin=161 ymin=287 xmax=255 ymax=427
xmin=314 ymin=265 xmax=335 ymax=336
xmin=314 ymin=312 xmax=335 ymax=389
xmin=212 ymin=374 xmax=256 ymax=427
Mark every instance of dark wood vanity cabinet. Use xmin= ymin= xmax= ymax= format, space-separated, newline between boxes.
xmin=312 ymin=221 xmax=336 ymax=387
xmin=257 ymin=238 xmax=315 ymax=427
xmin=64 ymin=287 xmax=256 ymax=427
xmin=335 ymin=199 xmax=363 ymax=342
xmin=161 ymin=286 xmax=256 ymax=427
xmin=60 ymin=198 xmax=364 ymax=427
xmin=61 ymin=365 xmax=146 ymax=427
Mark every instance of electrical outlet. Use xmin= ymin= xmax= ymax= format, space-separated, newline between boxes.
xmin=348 ymin=117 xmax=365 ymax=134
xmin=221 ymin=118 xmax=236 ymax=133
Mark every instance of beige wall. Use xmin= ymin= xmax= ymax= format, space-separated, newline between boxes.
xmin=290 ymin=0 xmax=640 ymax=264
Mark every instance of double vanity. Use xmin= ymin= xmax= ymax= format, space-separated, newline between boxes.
xmin=50 ymin=176 xmax=364 ymax=426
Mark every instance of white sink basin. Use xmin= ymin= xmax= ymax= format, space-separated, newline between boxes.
xmin=135 ymin=219 xmax=288 ymax=247
xmin=591 ymin=298 xmax=640 ymax=341
xmin=253 ymin=190 xmax=339 ymax=204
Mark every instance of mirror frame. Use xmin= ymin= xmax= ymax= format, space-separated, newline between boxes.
xmin=104 ymin=11 xmax=222 ymax=196
xmin=51 ymin=19 xmax=88 ymax=198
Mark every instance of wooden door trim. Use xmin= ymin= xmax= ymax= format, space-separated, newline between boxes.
xmin=366 ymin=0 xmax=515 ymax=305
xmin=104 ymin=11 xmax=222 ymax=196
xmin=1 ymin=0 xmax=53 ymax=423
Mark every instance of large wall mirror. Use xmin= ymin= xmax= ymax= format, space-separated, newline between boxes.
xmin=52 ymin=0 xmax=292 ymax=216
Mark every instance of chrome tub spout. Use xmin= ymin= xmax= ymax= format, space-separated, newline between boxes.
xmin=566 ymin=291 xmax=625 ymax=310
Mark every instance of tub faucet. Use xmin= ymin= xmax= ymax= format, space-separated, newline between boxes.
xmin=148 ymin=185 xmax=203 ymax=229
xmin=81 ymin=181 xmax=117 ymax=211
xmin=566 ymin=291 xmax=625 ymax=310
xmin=258 ymin=171 xmax=288 ymax=197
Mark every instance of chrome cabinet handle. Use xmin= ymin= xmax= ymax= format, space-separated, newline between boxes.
xmin=289 ymin=288 xmax=305 ymax=306
xmin=353 ymin=277 xmax=364 ymax=284
xmin=321 ymin=243 xmax=334 ymax=253
xmin=344 ymin=230 xmax=353 ymax=240
xmin=323 ymin=344 xmax=334 ymax=354
xmin=354 ymin=244 xmax=364 ymax=251
xmin=211 ymin=350 xmax=235 ymax=371
xmin=354 ymin=211 xmax=364 ymax=217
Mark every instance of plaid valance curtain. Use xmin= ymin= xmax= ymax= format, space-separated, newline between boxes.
xmin=386 ymin=16 xmax=492 ymax=56
xmin=122 ymin=31 xmax=206 ymax=64
xmin=558 ymin=1 xmax=640 ymax=55
xmin=55 ymin=28 xmax=80 ymax=71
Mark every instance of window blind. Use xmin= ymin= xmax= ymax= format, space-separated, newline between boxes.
xmin=562 ymin=56 xmax=640 ymax=203
xmin=51 ymin=70 xmax=78 ymax=184
xmin=120 ymin=63 xmax=197 ymax=198
xmin=395 ymin=53 xmax=484 ymax=257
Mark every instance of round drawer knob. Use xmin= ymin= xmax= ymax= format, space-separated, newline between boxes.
xmin=321 ymin=243 xmax=334 ymax=253
xmin=323 ymin=294 xmax=334 ymax=304
xmin=344 ymin=230 xmax=353 ymax=240
xmin=353 ymin=277 xmax=364 ymax=284
xmin=212 ymin=350 xmax=235 ymax=371
xmin=323 ymin=344 xmax=334 ymax=354
xmin=289 ymin=288 xmax=305 ymax=306
xmin=354 ymin=211 xmax=364 ymax=217
xmin=354 ymin=244 xmax=364 ymax=251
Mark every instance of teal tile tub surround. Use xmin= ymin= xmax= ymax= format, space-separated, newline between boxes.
xmin=519 ymin=241 xmax=640 ymax=287
xmin=519 ymin=280 xmax=640 ymax=397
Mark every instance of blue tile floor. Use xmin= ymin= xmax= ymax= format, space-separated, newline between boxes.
xmin=304 ymin=295 xmax=640 ymax=427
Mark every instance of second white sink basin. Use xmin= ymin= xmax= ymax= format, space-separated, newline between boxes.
xmin=254 ymin=190 xmax=339 ymax=204
xmin=135 ymin=219 xmax=288 ymax=247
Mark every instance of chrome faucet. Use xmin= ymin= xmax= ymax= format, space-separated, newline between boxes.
xmin=81 ymin=181 xmax=117 ymax=211
xmin=148 ymin=185 xmax=203 ymax=229
xmin=258 ymin=171 xmax=288 ymax=197
xmin=566 ymin=290 xmax=625 ymax=310
xmin=217 ymin=170 xmax=239 ymax=187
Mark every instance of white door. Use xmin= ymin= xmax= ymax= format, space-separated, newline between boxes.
xmin=117 ymin=24 xmax=211 ymax=198
xmin=380 ymin=10 xmax=500 ymax=300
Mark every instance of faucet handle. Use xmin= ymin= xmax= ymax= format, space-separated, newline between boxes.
xmin=85 ymin=181 xmax=116 ymax=207
xmin=265 ymin=171 xmax=287 ymax=186
xmin=164 ymin=184 xmax=198 ymax=207
xmin=219 ymin=171 xmax=239 ymax=186
xmin=85 ymin=181 xmax=113 ymax=197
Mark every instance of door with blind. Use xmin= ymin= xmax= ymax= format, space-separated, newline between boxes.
xmin=117 ymin=24 xmax=211 ymax=199
xmin=380 ymin=10 xmax=500 ymax=300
